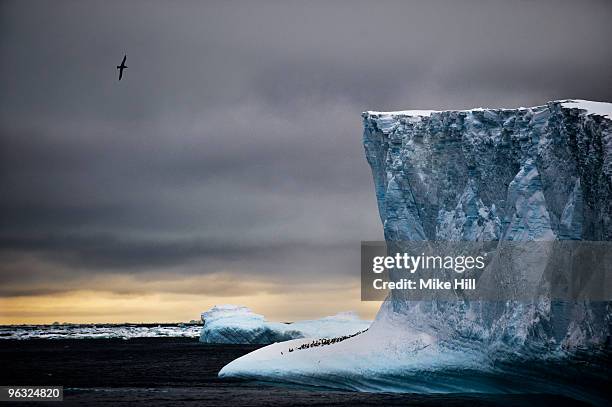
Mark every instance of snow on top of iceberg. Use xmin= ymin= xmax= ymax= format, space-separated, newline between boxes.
xmin=365 ymin=109 xmax=437 ymax=117
xmin=363 ymin=106 xmax=521 ymax=118
xmin=201 ymin=304 xmax=262 ymax=321
xmin=364 ymin=99 xmax=612 ymax=119
xmin=560 ymin=99 xmax=612 ymax=119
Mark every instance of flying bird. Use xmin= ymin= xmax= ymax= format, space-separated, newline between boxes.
xmin=116 ymin=54 xmax=127 ymax=81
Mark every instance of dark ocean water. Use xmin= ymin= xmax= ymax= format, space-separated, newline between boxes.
xmin=0 ymin=337 xmax=605 ymax=406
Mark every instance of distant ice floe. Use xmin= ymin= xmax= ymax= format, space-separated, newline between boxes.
xmin=199 ymin=304 xmax=371 ymax=344
xmin=0 ymin=324 xmax=202 ymax=340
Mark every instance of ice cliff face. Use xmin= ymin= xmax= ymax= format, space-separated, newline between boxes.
xmin=200 ymin=305 xmax=370 ymax=344
xmin=364 ymin=100 xmax=611 ymax=243
xmin=363 ymin=99 xmax=612 ymax=351
xmin=220 ymin=101 xmax=611 ymax=400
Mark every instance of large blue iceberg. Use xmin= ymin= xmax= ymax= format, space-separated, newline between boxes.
xmin=220 ymin=100 xmax=611 ymax=403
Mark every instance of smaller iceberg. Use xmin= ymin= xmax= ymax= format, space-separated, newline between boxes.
xmin=199 ymin=305 xmax=371 ymax=344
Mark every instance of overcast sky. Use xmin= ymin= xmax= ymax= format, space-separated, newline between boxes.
xmin=1 ymin=0 xmax=611 ymax=323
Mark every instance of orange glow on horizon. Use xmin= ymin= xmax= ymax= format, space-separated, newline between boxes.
xmin=0 ymin=289 xmax=381 ymax=325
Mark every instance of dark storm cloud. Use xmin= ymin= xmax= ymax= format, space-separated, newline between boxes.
xmin=1 ymin=0 xmax=611 ymax=295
